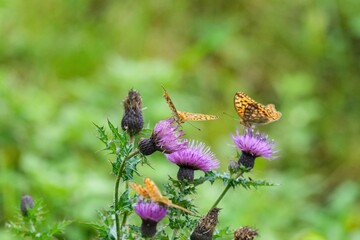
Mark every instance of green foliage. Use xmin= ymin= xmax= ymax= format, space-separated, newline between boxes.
xmin=94 ymin=120 xmax=146 ymax=179
xmin=163 ymin=178 xmax=198 ymax=231
xmin=89 ymin=210 xmax=116 ymax=240
xmin=198 ymin=170 xmax=275 ymax=190
xmin=117 ymin=189 xmax=133 ymax=215
xmin=213 ymin=227 xmax=233 ymax=239
xmin=6 ymin=200 xmax=71 ymax=239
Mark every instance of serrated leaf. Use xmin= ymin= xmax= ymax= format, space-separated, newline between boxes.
xmin=213 ymin=226 xmax=233 ymax=239
xmin=107 ymin=119 xmax=122 ymax=140
xmin=94 ymin=122 xmax=109 ymax=145
xmin=46 ymin=220 xmax=72 ymax=236
xmin=117 ymin=189 xmax=133 ymax=213
xmin=232 ymin=177 xmax=275 ymax=189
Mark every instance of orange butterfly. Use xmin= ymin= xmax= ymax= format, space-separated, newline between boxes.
xmin=234 ymin=92 xmax=281 ymax=128
xmin=162 ymin=87 xmax=218 ymax=124
xmin=129 ymin=178 xmax=192 ymax=214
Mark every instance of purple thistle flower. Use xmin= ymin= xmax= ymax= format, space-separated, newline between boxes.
xmin=165 ymin=140 xmax=219 ymax=181
xmin=138 ymin=119 xmax=187 ymax=155
xmin=231 ymin=128 xmax=276 ymax=169
xmin=134 ymin=200 xmax=168 ymax=238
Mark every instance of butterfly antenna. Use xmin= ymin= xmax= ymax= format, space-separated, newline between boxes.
xmin=222 ymin=112 xmax=238 ymax=122
xmin=161 ymin=85 xmax=167 ymax=93
xmin=187 ymin=121 xmax=201 ymax=131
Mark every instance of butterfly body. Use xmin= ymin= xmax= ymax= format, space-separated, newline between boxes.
xmin=129 ymin=178 xmax=192 ymax=214
xmin=163 ymin=88 xmax=218 ymax=124
xmin=234 ymin=92 xmax=281 ymax=128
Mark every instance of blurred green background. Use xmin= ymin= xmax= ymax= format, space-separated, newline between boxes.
xmin=1 ymin=0 xmax=360 ymax=239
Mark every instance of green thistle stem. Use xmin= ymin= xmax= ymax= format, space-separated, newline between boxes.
xmin=115 ymin=149 xmax=140 ymax=240
xmin=120 ymin=211 xmax=128 ymax=232
xmin=210 ymin=171 xmax=244 ymax=209
xmin=130 ymin=135 xmax=135 ymax=144
xmin=120 ymin=182 xmax=129 ymax=234
xmin=119 ymin=136 xmax=135 ymax=232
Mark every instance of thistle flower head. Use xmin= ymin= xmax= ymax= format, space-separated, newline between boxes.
xmin=232 ymin=129 xmax=276 ymax=159
xmin=134 ymin=200 xmax=168 ymax=238
xmin=165 ymin=140 xmax=219 ymax=181
xmin=231 ymin=129 xmax=277 ymax=169
xmin=138 ymin=119 xmax=187 ymax=155
xmin=121 ymin=89 xmax=144 ymax=136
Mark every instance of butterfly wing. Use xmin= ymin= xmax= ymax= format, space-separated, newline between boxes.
xmin=162 ymin=87 xmax=181 ymax=123
xmin=234 ymin=92 xmax=281 ymax=127
xmin=163 ymin=87 xmax=218 ymax=123
xmin=265 ymin=104 xmax=282 ymax=122
xmin=234 ymin=92 xmax=253 ymax=118
xmin=129 ymin=182 xmax=150 ymax=199
xmin=144 ymin=177 xmax=164 ymax=202
xmin=178 ymin=111 xmax=219 ymax=122
xmin=242 ymin=102 xmax=272 ymax=125
xmin=234 ymin=92 xmax=259 ymax=127
xmin=144 ymin=178 xmax=192 ymax=214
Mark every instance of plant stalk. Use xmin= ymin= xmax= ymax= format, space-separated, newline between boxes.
xmin=210 ymin=171 xmax=244 ymax=209
xmin=114 ymin=149 xmax=140 ymax=240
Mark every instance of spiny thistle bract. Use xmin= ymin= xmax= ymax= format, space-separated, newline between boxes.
xmin=234 ymin=226 xmax=259 ymax=240
xmin=121 ymin=89 xmax=144 ymax=137
xmin=190 ymin=208 xmax=221 ymax=240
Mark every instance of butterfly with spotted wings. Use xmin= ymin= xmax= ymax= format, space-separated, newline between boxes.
xmin=129 ymin=177 xmax=192 ymax=214
xmin=234 ymin=92 xmax=281 ymax=128
xmin=162 ymin=87 xmax=218 ymax=124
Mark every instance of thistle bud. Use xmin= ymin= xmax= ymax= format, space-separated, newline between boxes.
xmin=121 ymin=89 xmax=144 ymax=137
xmin=138 ymin=138 xmax=157 ymax=155
xmin=234 ymin=226 xmax=258 ymax=240
xmin=190 ymin=208 xmax=220 ymax=240
xmin=20 ymin=195 xmax=34 ymax=217
xmin=228 ymin=160 xmax=240 ymax=174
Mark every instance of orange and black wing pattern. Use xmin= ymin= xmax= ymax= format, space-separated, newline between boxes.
xmin=162 ymin=87 xmax=218 ymax=124
xmin=234 ymin=92 xmax=281 ymax=127
xmin=130 ymin=178 xmax=192 ymax=214
xmin=129 ymin=181 xmax=150 ymax=199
